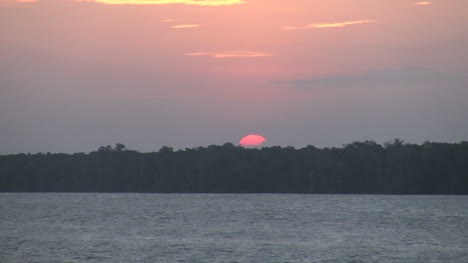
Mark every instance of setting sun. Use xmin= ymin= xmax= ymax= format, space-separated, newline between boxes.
xmin=239 ymin=134 xmax=267 ymax=147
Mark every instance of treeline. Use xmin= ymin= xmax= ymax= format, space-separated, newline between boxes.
xmin=0 ymin=140 xmax=467 ymax=194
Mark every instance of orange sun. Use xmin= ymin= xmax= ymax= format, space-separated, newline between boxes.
xmin=239 ymin=134 xmax=267 ymax=147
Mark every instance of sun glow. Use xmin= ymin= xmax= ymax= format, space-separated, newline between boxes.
xmin=186 ymin=51 xmax=273 ymax=58
xmin=78 ymin=0 xmax=247 ymax=6
xmin=414 ymin=2 xmax=431 ymax=5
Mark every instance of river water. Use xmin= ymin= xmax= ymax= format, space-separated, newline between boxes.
xmin=1 ymin=193 xmax=467 ymax=263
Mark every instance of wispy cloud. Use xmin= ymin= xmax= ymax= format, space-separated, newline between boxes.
xmin=414 ymin=2 xmax=432 ymax=5
xmin=160 ymin=19 xmax=176 ymax=22
xmin=77 ymin=0 xmax=247 ymax=6
xmin=186 ymin=52 xmax=211 ymax=56
xmin=282 ymin=20 xmax=375 ymax=30
xmin=275 ymin=67 xmax=466 ymax=88
xmin=171 ymin=24 xmax=200 ymax=29
xmin=186 ymin=51 xmax=273 ymax=58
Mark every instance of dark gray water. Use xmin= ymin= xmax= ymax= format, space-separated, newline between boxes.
xmin=1 ymin=194 xmax=467 ymax=263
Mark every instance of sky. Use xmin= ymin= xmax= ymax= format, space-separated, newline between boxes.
xmin=1 ymin=0 xmax=467 ymax=153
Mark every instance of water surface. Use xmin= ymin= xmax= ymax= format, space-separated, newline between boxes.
xmin=1 ymin=194 xmax=467 ymax=263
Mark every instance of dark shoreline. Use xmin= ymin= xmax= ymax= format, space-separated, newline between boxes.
xmin=1 ymin=140 xmax=467 ymax=194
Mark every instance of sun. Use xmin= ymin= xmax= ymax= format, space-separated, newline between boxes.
xmin=239 ymin=134 xmax=267 ymax=147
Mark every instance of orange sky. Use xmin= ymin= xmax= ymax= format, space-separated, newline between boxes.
xmin=1 ymin=0 xmax=467 ymax=152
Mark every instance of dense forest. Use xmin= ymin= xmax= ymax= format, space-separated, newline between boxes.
xmin=1 ymin=140 xmax=467 ymax=194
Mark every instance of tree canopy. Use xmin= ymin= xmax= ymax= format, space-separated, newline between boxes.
xmin=1 ymin=141 xmax=467 ymax=194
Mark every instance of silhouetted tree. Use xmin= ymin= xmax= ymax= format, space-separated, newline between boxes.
xmin=115 ymin=143 xmax=126 ymax=152
xmin=0 ymin=141 xmax=467 ymax=194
